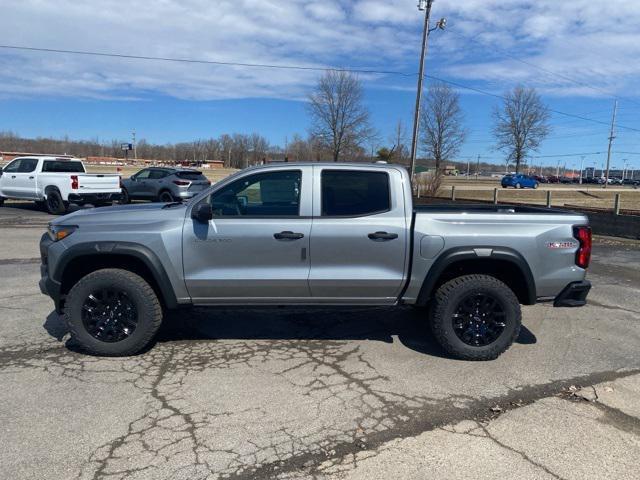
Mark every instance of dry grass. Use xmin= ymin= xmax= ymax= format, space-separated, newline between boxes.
xmin=435 ymin=185 xmax=640 ymax=211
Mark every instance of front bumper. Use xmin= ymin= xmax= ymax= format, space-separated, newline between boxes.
xmin=39 ymin=233 xmax=63 ymax=313
xmin=68 ymin=192 xmax=122 ymax=204
xmin=554 ymin=280 xmax=591 ymax=307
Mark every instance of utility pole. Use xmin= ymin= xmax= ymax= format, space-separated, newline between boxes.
xmin=603 ymin=100 xmax=618 ymax=189
xmin=466 ymin=159 xmax=470 ymax=179
xmin=475 ymin=154 xmax=480 ymax=181
xmin=579 ymin=156 xmax=585 ymax=184
xmin=409 ymin=0 xmax=442 ymax=185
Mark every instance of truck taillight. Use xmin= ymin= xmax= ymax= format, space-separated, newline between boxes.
xmin=173 ymin=180 xmax=190 ymax=186
xmin=71 ymin=175 xmax=79 ymax=190
xmin=573 ymin=226 xmax=592 ymax=269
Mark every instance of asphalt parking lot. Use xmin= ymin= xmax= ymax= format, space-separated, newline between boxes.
xmin=1 ymin=202 xmax=639 ymax=479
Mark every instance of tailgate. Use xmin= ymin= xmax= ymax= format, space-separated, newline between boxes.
xmin=78 ymin=174 xmax=121 ymax=192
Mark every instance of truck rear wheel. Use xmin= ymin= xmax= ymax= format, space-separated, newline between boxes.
xmin=45 ymin=190 xmax=68 ymax=215
xmin=64 ymin=269 xmax=163 ymax=356
xmin=429 ymin=274 xmax=521 ymax=361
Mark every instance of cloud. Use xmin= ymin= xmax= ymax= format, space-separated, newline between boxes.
xmin=0 ymin=0 xmax=639 ymax=102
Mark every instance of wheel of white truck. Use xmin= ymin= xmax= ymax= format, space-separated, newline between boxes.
xmin=429 ymin=274 xmax=521 ymax=361
xmin=119 ymin=188 xmax=130 ymax=204
xmin=45 ymin=189 xmax=68 ymax=215
xmin=64 ymin=269 xmax=163 ymax=356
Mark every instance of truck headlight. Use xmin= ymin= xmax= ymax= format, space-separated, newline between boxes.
xmin=47 ymin=225 xmax=78 ymax=242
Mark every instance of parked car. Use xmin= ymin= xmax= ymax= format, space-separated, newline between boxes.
xmin=0 ymin=156 xmax=121 ymax=214
xmin=607 ymin=177 xmax=623 ymax=185
xmin=622 ymin=178 xmax=639 ymax=186
xmin=532 ymin=175 xmax=548 ymax=184
xmin=40 ymin=163 xmax=592 ymax=360
xmin=501 ymin=174 xmax=539 ymax=189
xmin=120 ymin=167 xmax=211 ymax=203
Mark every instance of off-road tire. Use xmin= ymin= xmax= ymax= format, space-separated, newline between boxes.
xmin=429 ymin=274 xmax=521 ymax=361
xmin=64 ymin=269 xmax=163 ymax=356
xmin=45 ymin=189 xmax=68 ymax=215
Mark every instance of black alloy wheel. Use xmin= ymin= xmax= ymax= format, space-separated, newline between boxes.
xmin=451 ymin=293 xmax=506 ymax=347
xmin=81 ymin=288 xmax=138 ymax=343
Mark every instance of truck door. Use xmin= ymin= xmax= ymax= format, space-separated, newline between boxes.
xmin=1 ymin=158 xmax=39 ymax=199
xmin=182 ymin=167 xmax=312 ymax=303
xmin=309 ymin=166 xmax=408 ymax=303
xmin=0 ymin=158 xmax=23 ymax=197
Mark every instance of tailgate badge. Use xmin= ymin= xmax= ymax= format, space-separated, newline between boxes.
xmin=547 ymin=241 xmax=577 ymax=249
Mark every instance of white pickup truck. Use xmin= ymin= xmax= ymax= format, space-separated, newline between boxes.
xmin=0 ymin=156 xmax=122 ymax=214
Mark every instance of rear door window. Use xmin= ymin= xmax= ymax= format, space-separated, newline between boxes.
xmin=321 ymin=170 xmax=390 ymax=217
xmin=18 ymin=158 xmax=38 ymax=173
xmin=148 ymin=169 xmax=170 ymax=180
xmin=42 ymin=161 xmax=85 ymax=173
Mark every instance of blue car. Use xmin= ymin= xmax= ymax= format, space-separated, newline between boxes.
xmin=501 ymin=174 xmax=539 ymax=189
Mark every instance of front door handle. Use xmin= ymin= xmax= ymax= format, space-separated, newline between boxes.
xmin=11 ymin=175 xmax=16 ymax=179
xmin=29 ymin=176 xmax=34 ymax=179
xmin=274 ymin=231 xmax=304 ymax=241
xmin=368 ymin=231 xmax=398 ymax=241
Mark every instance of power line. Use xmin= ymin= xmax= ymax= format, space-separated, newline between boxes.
xmin=2 ymin=43 xmax=640 ymax=134
xmin=448 ymin=30 xmax=640 ymax=110
xmin=0 ymin=44 xmax=415 ymax=77
xmin=422 ymin=74 xmax=640 ymax=134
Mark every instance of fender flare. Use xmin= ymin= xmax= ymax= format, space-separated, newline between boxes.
xmin=53 ymin=241 xmax=179 ymax=309
xmin=416 ymin=246 xmax=536 ymax=306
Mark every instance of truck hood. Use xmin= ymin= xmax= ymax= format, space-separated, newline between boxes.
xmin=51 ymin=203 xmax=187 ymax=226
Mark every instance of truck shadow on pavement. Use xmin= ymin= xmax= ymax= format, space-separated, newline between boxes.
xmin=43 ymin=306 xmax=537 ymax=359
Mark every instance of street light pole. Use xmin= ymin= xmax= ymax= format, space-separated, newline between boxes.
xmin=579 ymin=155 xmax=585 ymax=185
xmin=409 ymin=0 xmax=434 ymax=186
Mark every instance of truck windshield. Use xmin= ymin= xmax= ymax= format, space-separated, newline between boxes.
xmin=42 ymin=161 xmax=85 ymax=173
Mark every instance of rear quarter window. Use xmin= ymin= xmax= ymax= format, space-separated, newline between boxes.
xmin=176 ymin=171 xmax=206 ymax=181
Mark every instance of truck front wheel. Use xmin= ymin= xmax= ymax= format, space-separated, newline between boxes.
xmin=429 ymin=274 xmax=521 ymax=361
xmin=64 ymin=269 xmax=163 ymax=356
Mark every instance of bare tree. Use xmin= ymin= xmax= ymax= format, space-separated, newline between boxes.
xmin=493 ymin=86 xmax=550 ymax=174
xmin=390 ymin=120 xmax=408 ymax=165
xmin=307 ymin=70 xmax=373 ymax=162
xmin=420 ymin=82 xmax=467 ymax=172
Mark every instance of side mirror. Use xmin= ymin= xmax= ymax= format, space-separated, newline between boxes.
xmin=191 ymin=203 xmax=213 ymax=223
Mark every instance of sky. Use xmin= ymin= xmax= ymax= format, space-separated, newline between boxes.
xmin=1 ymin=0 xmax=640 ymax=170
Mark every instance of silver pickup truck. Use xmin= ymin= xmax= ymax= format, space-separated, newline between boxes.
xmin=39 ymin=163 xmax=592 ymax=360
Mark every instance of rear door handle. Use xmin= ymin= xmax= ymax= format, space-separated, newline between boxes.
xmin=368 ymin=231 xmax=398 ymax=241
xmin=29 ymin=176 xmax=34 ymax=179
xmin=274 ymin=231 xmax=304 ymax=241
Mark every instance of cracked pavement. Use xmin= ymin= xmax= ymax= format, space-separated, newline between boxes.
xmin=0 ymin=204 xmax=639 ymax=479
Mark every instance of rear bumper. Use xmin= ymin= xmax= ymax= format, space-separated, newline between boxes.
xmin=553 ymin=281 xmax=591 ymax=307
xmin=68 ymin=192 xmax=122 ymax=204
